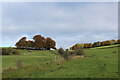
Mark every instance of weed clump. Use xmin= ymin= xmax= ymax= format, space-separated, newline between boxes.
xmin=16 ymin=60 xmax=23 ymax=68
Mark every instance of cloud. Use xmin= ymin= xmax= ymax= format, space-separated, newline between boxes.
xmin=2 ymin=2 xmax=118 ymax=48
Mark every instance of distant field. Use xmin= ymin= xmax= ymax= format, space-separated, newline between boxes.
xmin=2 ymin=46 xmax=119 ymax=78
xmin=90 ymin=44 xmax=119 ymax=49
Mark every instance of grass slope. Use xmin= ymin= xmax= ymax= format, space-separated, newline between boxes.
xmin=90 ymin=44 xmax=119 ymax=49
xmin=2 ymin=47 xmax=119 ymax=78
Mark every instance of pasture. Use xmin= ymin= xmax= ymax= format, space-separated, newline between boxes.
xmin=2 ymin=46 xmax=119 ymax=78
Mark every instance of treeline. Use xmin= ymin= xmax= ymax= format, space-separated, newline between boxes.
xmin=15 ymin=34 xmax=56 ymax=50
xmin=70 ymin=39 xmax=120 ymax=50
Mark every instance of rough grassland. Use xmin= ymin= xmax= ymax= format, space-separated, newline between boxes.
xmin=2 ymin=46 xmax=119 ymax=78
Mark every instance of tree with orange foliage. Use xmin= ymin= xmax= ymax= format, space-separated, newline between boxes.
xmin=70 ymin=44 xmax=77 ymax=50
xmin=45 ymin=37 xmax=56 ymax=50
xmin=15 ymin=35 xmax=57 ymax=50
xmin=117 ymin=39 xmax=120 ymax=44
xmin=33 ymin=35 xmax=46 ymax=50
xmin=84 ymin=43 xmax=92 ymax=48
xmin=100 ymin=40 xmax=112 ymax=46
xmin=15 ymin=42 xmax=21 ymax=48
xmin=24 ymin=40 xmax=34 ymax=49
xmin=15 ymin=37 xmax=27 ymax=49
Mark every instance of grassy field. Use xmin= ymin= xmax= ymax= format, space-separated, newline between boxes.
xmin=90 ymin=44 xmax=119 ymax=49
xmin=2 ymin=46 xmax=119 ymax=78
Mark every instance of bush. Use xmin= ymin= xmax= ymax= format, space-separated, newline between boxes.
xmin=58 ymin=47 xmax=84 ymax=60
xmin=58 ymin=47 xmax=65 ymax=54
xmin=58 ymin=48 xmax=70 ymax=60
xmin=2 ymin=48 xmax=20 ymax=55
xmin=92 ymin=41 xmax=100 ymax=47
xmin=12 ymin=49 xmax=20 ymax=55
xmin=74 ymin=48 xmax=84 ymax=55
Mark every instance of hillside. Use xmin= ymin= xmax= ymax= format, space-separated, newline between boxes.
xmin=2 ymin=45 xmax=118 ymax=78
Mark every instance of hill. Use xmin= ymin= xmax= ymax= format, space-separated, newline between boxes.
xmin=2 ymin=45 xmax=119 ymax=78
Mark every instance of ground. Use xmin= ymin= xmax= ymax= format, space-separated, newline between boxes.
xmin=1 ymin=45 xmax=119 ymax=78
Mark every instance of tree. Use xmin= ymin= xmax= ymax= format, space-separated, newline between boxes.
xmin=117 ymin=39 xmax=120 ymax=44
xmin=92 ymin=41 xmax=100 ymax=47
xmin=70 ymin=44 xmax=77 ymax=50
xmin=33 ymin=35 xmax=46 ymax=50
xmin=19 ymin=37 xmax=26 ymax=42
xmin=70 ymin=43 xmax=84 ymax=50
xmin=84 ymin=43 xmax=92 ymax=48
xmin=15 ymin=37 xmax=27 ymax=49
xmin=15 ymin=34 xmax=57 ymax=50
xmin=100 ymin=40 xmax=112 ymax=46
xmin=110 ymin=39 xmax=117 ymax=45
xmin=15 ymin=42 xmax=21 ymax=48
xmin=24 ymin=41 xmax=34 ymax=49
xmin=45 ymin=37 xmax=56 ymax=50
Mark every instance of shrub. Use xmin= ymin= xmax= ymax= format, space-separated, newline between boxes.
xmin=62 ymin=51 xmax=69 ymax=60
xmin=92 ymin=41 xmax=100 ymax=47
xmin=12 ymin=49 xmax=20 ymax=55
xmin=58 ymin=48 xmax=70 ymax=60
xmin=58 ymin=47 xmax=65 ymax=54
xmin=58 ymin=47 xmax=84 ymax=60
xmin=74 ymin=48 xmax=84 ymax=56
xmin=2 ymin=48 xmax=20 ymax=55
xmin=110 ymin=40 xmax=117 ymax=45
xmin=2 ymin=48 xmax=11 ymax=55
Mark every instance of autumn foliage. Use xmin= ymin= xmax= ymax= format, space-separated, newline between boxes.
xmin=70 ymin=39 xmax=120 ymax=50
xmin=100 ymin=40 xmax=112 ymax=46
xmin=45 ymin=37 xmax=56 ymax=50
xmin=117 ymin=39 xmax=120 ymax=44
xmin=33 ymin=35 xmax=46 ymax=49
xmin=84 ymin=43 xmax=92 ymax=48
xmin=15 ymin=34 xmax=56 ymax=50
xmin=70 ymin=43 xmax=84 ymax=50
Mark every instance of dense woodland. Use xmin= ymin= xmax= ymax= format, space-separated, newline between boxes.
xmin=15 ymin=34 xmax=56 ymax=50
xmin=70 ymin=39 xmax=120 ymax=50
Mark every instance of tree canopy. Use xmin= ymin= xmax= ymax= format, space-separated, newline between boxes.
xmin=15 ymin=34 xmax=56 ymax=50
xmin=70 ymin=39 xmax=119 ymax=50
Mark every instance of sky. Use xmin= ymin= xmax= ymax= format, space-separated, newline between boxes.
xmin=2 ymin=2 xmax=118 ymax=49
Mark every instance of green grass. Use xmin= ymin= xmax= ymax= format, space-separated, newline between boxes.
xmin=2 ymin=50 xmax=57 ymax=70
xmin=90 ymin=44 xmax=119 ymax=49
xmin=2 ymin=46 xmax=119 ymax=78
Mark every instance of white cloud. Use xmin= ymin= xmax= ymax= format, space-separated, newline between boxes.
xmin=2 ymin=2 xmax=118 ymax=48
